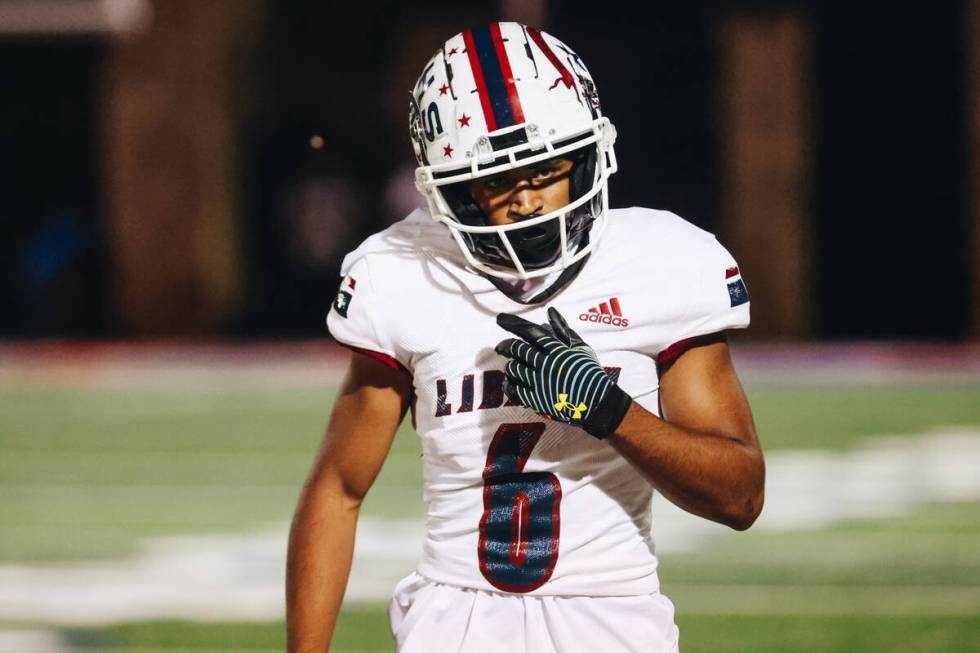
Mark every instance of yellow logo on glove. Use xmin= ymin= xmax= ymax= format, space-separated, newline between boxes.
xmin=554 ymin=393 xmax=588 ymax=420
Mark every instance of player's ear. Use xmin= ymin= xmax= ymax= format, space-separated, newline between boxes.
xmin=547 ymin=307 xmax=585 ymax=348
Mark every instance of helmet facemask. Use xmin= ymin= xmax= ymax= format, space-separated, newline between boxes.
xmin=439 ymin=146 xmax=599 ymax=273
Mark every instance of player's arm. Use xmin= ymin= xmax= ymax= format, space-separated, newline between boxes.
xmin=496 ymin=308 xmax=763 ymax=531
xmin=286 ymin=351 xmax=413 ymax=653
xmin=606 ymin=336 xmax=764 ymax=530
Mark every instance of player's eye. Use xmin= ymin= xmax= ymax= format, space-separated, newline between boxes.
xmin=481 ymin=176 xmax=508 ymax=191
xmin=529 ymin=161 xmax=568 ymax=183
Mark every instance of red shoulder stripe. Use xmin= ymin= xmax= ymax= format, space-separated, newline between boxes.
xmin=343 ymin=344 xmax=408 ymax=374
xmin=657 ymin=332 xmax=727 ymax=366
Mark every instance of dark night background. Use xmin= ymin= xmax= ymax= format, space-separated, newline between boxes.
xmin=0 ymin=1 xmax=971 ymax=339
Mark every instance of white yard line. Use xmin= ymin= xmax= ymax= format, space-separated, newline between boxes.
xmin=654 ymin=428 xmax=980 ymax=551
xmin=1 ymin=429 xmax=979 ymax=625
xmin=0 ymin=629 xmax=68 ymax=653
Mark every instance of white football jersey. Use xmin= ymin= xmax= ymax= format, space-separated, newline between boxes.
xmin=327 ymin=207 xmax=750 ymax=596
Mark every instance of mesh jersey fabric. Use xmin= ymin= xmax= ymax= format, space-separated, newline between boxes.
xmin=326 ymin=206 xmax=750 ymax=596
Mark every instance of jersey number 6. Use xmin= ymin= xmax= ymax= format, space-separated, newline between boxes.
xmin=478 ymin=422 xmax=561 ymax=593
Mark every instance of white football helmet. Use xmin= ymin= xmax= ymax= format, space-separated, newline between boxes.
xmin=410 ymin=22 xmax=618 ymax=280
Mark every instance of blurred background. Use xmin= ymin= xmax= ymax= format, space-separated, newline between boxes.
xmin=1 ymin=1 xmax=979 ymax=652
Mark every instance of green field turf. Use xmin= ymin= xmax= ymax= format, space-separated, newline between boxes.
xmin=61 ymin=612 xmax=980 ymax=653
xmin=745 ymin=382 xmax=980 ymax=450
xmin=662 ymin=501 xmax=980 ymax=591
xmin=3 ymin=380 xmax=980 ymax=651
xmin=3 ymin=382 xmax=980 ymax=562
xmin=0 ymin=387 xmax=422 ymax=561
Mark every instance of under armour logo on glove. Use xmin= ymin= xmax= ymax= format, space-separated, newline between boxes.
xmin=553 ymin=394 xmax=587 ymax=419
xmin=495 ymin=307 xmax=633 ymax=439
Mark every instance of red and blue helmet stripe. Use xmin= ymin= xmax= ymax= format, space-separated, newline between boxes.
xmin=463 ymin=24 xmax=526 ymax=132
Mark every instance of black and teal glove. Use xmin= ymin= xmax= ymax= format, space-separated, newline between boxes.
xmin=494 ymin=307 xmax=632 ymax=439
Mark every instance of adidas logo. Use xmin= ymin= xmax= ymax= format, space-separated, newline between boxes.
xmin=579 ymin=297 xmax=629 ymax=328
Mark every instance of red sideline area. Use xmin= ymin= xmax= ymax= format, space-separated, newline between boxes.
xmin=0 ymin=340 xmax=351 ymax=390
xmin=1 ymin=340 xmax=979 ymax=389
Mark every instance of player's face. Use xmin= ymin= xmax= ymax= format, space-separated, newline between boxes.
xmin=466 ymin=158 xmax=574 ymax=227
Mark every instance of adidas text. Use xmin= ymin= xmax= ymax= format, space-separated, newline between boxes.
xmin=579 ymin=313 xmax=629 ymax=328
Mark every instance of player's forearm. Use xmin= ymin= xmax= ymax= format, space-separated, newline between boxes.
xmin=608 ymin=403 xmax=764 ymax=530
xmin=286 ymin=481 xmax=361 ymax=653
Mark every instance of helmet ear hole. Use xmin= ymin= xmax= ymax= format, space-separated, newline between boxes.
xmin=439 ymin=183 xmax=484 ymax=227
xmin=569 ymin=147 xmax=598 ymax=204
xmin=438 ymin=183 xmax=513 ymax=268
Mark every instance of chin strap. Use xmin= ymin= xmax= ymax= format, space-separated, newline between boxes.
xmin=487 ymin=254 xmax=589 ymax=305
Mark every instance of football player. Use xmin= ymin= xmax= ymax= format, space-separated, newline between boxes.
xmin=287 ymin=22 xmax=764 ymax=653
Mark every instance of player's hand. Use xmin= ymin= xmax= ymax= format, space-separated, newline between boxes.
xmin=494 ymin=307 xmax=632 ymax=439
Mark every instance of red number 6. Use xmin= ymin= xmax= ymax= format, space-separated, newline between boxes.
xmin=477 ymin=422 xmax=561 ymax=593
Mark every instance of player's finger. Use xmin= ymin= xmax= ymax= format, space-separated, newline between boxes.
xmin=505 ymin=359 xmax=535 ymax=386
xmin=494 ymin=338 xmax=539 ymax=365
xmin=516 ymin=386 xmax=541 ymax=414
xmin=493 ymin=338 xmax=533 ymax=360
xmin=497 ymin=312 xmax=551 ymax=345
xmin=503 ymin=375 xmax=529 ymax=404
xmin=509 ymin=383 xmax=542 ymax=416
xmin=547 ymin=307 xmax=585 ymax=348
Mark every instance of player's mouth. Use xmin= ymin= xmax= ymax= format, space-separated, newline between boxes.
xmin=516 ymin=213 xmax=546 ymax=238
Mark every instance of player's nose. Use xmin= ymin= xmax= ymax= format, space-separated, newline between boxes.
xmin=508 ymin=187 xmax=544 ymax=219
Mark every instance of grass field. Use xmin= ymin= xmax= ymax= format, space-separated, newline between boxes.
xmin=59 ymin=613 xmax=980 ymax=653
xmin=2 ymin=346 xmax=979 ymax=652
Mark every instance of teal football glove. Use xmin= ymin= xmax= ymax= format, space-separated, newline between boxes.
xmin=495 ymin=307 xmax=632 ymax=439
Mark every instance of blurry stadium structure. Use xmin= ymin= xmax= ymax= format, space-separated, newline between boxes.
xmin=0 ymin=0 xmax=150 ymax=36
xmin=0 ymin=0 xmax=978 ymax=339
